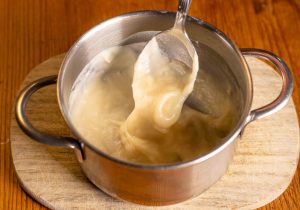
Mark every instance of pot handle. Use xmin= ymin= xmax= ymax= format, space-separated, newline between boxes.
xmin=241 ymin=48 xmax=293 ymax=125
xmin=15 ymin=75 xmax=84 ymax=158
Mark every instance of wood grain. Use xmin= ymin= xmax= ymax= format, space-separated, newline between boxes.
xmin=0 ymin=0 xmax=300 ymax=209
xmin=9 ymin=55 xmax=300 ymax=210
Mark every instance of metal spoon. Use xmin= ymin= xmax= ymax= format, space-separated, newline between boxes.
xmin=131 ymin=0 xmax=199 ymax=129
xmin=152 ymin=0 xmax=197 ymax=70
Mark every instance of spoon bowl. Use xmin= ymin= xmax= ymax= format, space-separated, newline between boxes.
xmin=132 ymin=0 xmax=199 ymax=128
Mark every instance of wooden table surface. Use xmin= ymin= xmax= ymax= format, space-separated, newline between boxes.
xmin=0 ymin=0 xmax=299 ymax=209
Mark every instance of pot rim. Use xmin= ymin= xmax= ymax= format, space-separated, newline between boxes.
xmin=57 ymin=10 xmax=253 ymax=170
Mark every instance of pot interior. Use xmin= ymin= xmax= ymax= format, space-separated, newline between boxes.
xmin=58 ymin=11 xmax=251 ymax=160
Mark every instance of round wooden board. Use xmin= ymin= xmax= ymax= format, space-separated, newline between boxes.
xmin=10 ymin=55 xmax=299 ymax=210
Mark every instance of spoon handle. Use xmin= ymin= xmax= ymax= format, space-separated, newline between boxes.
xmin=174 ymin=0 xmax=192 ymax=31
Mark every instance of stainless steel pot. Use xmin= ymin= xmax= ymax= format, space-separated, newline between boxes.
xmin=15 ymin=11 xmax=293 ymax=206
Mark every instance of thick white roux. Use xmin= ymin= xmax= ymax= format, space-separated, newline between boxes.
xmin=69 ymin=42 xmax=236 ymax=164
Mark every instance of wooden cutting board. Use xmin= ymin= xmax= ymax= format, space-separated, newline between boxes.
xmin=10 ymin=55 xmax=299 ymax=210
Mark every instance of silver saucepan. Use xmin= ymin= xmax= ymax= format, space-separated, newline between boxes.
xmin=15 ymin=11 xmax=293 ymax=206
